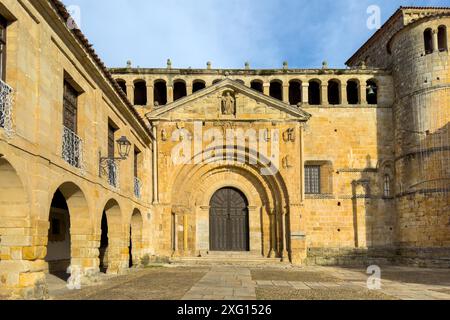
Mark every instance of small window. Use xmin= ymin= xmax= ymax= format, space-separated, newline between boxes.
xmin=0 ymin=15 xmax=7 ymax=81
xmin=438 ymin=25 xmax=448 ymax=52
xmin=383 ymin=175 xmax=391 ymax=198
xmin=305 ymin=166 xmax=321 ymax=194
xmin=424 ymin=28 xmax=433 ymax=54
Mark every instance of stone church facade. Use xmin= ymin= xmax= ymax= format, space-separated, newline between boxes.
xmin=0 ymin=0 xmax=448 ymax=299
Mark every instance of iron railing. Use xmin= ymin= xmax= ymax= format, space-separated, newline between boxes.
xmin=134 ymin=177 xmax=142 ymax=199
xmin=106 ymin=159 xmax=119 ymax=189
xmin=0 ymin=79 xmax=14 ymax=137
xmin=62 ymin=126 xmax=85 ymax=171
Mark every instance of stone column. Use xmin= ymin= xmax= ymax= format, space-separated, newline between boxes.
xmin=146 ymin=83 xmax=154 ymax=108
xmin=248 ymin=206 xmax=262 ymax=256
xmin=341 ymin=83 xmax=347 ymax=105
xmin=302 ymin=83 xmax=309 ymax=104
xmin=126 ymin=84 xmax=135 ymax=105
xmin=167 ymin=85 xmax=174 ymax=104
xmin=268 ymin=209 xmax=277 ymax=258
xmin=360 ymin=83 xmax=368 ymax=105
xmin=432 ymin=29 xmax=438 ymax=53
xmin=321 ymin=84 xmax=328 ymax=105
xmin=152 ymin=124 xmax=159 ymax=204
xmin=172 ymin=212 xmax=180 ymax=257
xmin=283 ymin=84 xmax=290 ymax=104
xmin=187 ymin=84 xmax=193 ymax=96
xmin=263 ymin=83 xmax=270 ymax=96
xmin=183 ymin=214 xmax=189 ymax=253
xmin=280 ymin=211 xmax=289 ymax=262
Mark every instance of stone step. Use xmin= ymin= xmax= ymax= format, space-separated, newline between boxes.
xmin=171 ymin=256 xmax=286 ymax=267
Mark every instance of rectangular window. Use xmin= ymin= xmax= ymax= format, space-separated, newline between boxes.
xmin=108 ymin=122 xmax=116 ymax=158
xmin=63 ymin=81 xmax=78 ymax=133
xmin=305 ymin=165 xmax=321 ymax=194
xmin=134 ymin=149 xmax=138 ymax=178
xmin=0 ymin=15 xmax=7 ymax=81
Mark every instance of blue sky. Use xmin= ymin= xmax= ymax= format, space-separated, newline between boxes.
xmin=61 ymin=0 xmax=449 ymax=69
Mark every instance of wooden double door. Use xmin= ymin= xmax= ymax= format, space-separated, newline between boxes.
xmin=209 ymin=188 xmax=249 ymax=252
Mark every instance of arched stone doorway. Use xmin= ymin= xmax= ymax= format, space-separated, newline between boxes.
xmin=209 ymin=187 xmax=249 ymax=252
xmin=99 ymin=199 xmax=126 ymax=274
xmin=46 ymin=189 xmax=71 ymax=280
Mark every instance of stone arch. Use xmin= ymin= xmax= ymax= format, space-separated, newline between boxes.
xmin=289 ymin=79 xmax=302 ymax=105
xmin=366 ymin=78 xmax=378 ymax=105
xmin=424 ymin=27 xmax=434 ymax=54
xmin=0 ymin=157 xmax=33 ymax=296
xmin=133 ymin=79 xmax=147 ymax=106
xmin=438 ymin=25 xmax=447 ymax=51
xmin=269 ymin=79 xmax=283 ymax=101
xmin=192 ymin=79 xmax=206 ymax=93
xmin=115 ymin=78 xmax=127 ymax=94
xmin=129 ymin=209 xmax=143 ymax=267
xmin=173 ymin=79 xmax=187 ymax=101
xmin=43 ymin=180 xmax=98 ymax=289
xmin=328 ymin=79 xmax=341 ymax=105
xmin=250 ymin=79 xmax=264 ymax=93
xmin=154 ymin=79 xmax=167 ymax=106
xmin=100 ymin=199 xmax=127 ymax=274
xmin=308 ymin=79 xmax=321 ymax=105
xmin=168 ymin=146 xmax=291 ymax=258
xmin=347 ymin=79 xmax=360 ymax=104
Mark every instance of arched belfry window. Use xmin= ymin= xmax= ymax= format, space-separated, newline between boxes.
xmin=424 ymin=28 xmax=434 ymax=54
xmin=192 ymin=80 xmax=206 ymax=93
xmin=134 ymin=80 xmax=147 ymax=106
xmin=173 ymin=80 xmax=187 ymax=101
xmin=347 ymin=80 xmax=359 ymax=105
xmin=269 ymin=80 xmax=283 ymax=101
xmin=250 ymin=80 xmax=263 ymax=93
xmin=289 ymin=80 xmax=302 ymax=105
xmin=154 ymin=80 xmax=167 ymax=106
xmin=438 ymin=25 xmax=448 ymax=52
xmin=116 ymin=79 xmax=127 ymax=95
xmin=328 ymin=80 xmax=341 ymax=105
xmin=308 ymin=80 xmax=321 ymax=105
xmin=366 ymin=79 xmax=378 ymax=105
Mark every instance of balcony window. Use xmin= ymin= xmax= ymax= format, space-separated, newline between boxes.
xmin=0 ymin=78 xmax=13 ymax=135
xmin=62 ymin=81 xmax=83 ymax=169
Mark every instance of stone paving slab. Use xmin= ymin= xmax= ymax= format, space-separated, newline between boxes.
xmin=183 ymin=267 xmax=257 ymax=300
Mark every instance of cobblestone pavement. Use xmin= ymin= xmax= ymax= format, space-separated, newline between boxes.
xmin=48 ymin=265 xmax=450 ymax=300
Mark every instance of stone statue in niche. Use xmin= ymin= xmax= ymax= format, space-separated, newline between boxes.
xmin=221 ymin=91 xmax=236 ymax=115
